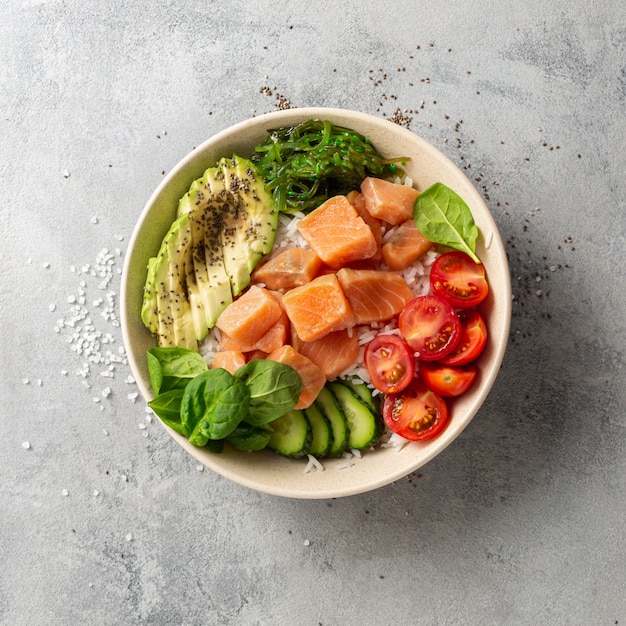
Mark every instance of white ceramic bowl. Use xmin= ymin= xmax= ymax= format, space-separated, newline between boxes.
xmin=121 ymin=107 xmax=511 ymax=499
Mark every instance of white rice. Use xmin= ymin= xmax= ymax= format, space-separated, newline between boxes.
xmin=303 ymin=454 xmax=324 ymax=473
xmin=303 ymin=447 xmax=366 ymax=473
xmin=379 ymin=431 xmax=413 ymax=452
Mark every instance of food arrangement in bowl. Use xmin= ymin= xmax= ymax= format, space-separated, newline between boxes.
xmin=121 ymin=108 xmax=511 ymax=498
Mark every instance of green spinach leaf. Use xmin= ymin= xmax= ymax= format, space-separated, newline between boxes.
xmin=181 ymin=369 xmax=250 ymax=446
xmin=204 ymin=439 xmax=225 ymax=454
xmin=148 ymin=388 xmax=185 ymax=435
xmin=234 ymin=360 xmax=303 ymax=425
xmin=414 ymin=182 xmax=480 ymax=263
xmin=226 ymin=422 xmax=274 ymax=451
xmin=147 ymin=347 xmax=208 ymax=394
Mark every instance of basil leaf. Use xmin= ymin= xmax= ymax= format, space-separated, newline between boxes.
xmin=414 ymin=182 xmax=480 ymax=263
xmin=226 ymin=422 xmax=273 ymax=451
xmin=181 ymin=369 xmax=250 ymax=446
xmin=148 ymin=388 xmax=185 ymax=435
xmin=234 ymin=360 xmax=303 ymax=425
xmin=147 ymin=347 xmax=208 ymax=394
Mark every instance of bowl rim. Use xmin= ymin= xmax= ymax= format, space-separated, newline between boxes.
xmin=120 ymin=107 xmax=512 ymax=499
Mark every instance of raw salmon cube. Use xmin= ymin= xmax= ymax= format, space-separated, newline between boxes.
xmin=211 ymin=350 xmax=246 ymax=375
xmin=251 ymin=247 xmax=323 ymax=291
xmin=219 ymin=308 xmax=289 ymax=354
xmin=296 ymin=195 xmax=377 ymax=268
xmin=215 ymin=285 xmax=282 ymax=347
xmin=361 ymin=177 xmax=419 ymax=225
xmin=381 ymin=219 xmax=433 ymax=270
xmin=219 ymin=332 xmax=245 ymax=352
xmin=336 ymin=268 xmax=414 ymax=325
xmin=297 ymin=329 xmax=360 ymax=380
xmin=245 ymin=349 xmax=269 ymax=362
xmin=254 ymin=309 xmax=289 ymax=353
xmin=267 ymin=345 xmax=326 ymax=409
xmin=282 ymin=273 xmax=355 ymax=342
xmin=346 ymin=190 xmax=383 ymax=259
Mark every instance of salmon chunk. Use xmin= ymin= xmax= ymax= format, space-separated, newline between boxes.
xmin=282 ymin=273 xmax=355 ymax=342
xmin=381 ymin=219 xmax=432 ymax=270
xmin=211 ymin=350 xmax=246 ymax=375
xmin=297 ymin=329 xmax=361 ymax=380
xmin=336 ymin=267 xmax=414 ymax=325
xmin=219 ymin=308 xmax=289 ymax=354
xmin=266 ymin=345 xmax=326 ymax=409
xmin=360 ymin=177 xmax=419 ymax=225
xmin=296 ymin=195 xmax=377 ymax=268
xmin=215 ymin=285 xmax=282 ymax=347
xmin=251 ymin=247 xmax=323 ymax=291
xmin=346 ymin=190 xmax=383 ymax=259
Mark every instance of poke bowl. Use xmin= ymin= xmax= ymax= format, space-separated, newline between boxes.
xmin=120 ymin=107 xmax=511 ymax=499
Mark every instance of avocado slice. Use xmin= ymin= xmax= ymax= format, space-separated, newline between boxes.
xmin=219 ymin=155 xmax=278 ymax=295
xmin=141 ymin=155 xmax=277 ymax=347
xmin=142 ymin=212 xmax=198 ymax=350
xmin=179 ymin=167 xmax=233 ymax=338
xmin=141 ymin=256 xmax=159 ymax=335
xmin=183 ymin=242 xmax=207 ymax=342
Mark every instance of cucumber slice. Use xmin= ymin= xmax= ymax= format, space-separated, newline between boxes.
xmin=314 ymin=387 xmax=348 ymax=457
xmin=304 ymin=403 xmax=332 ymax=457
xmin=339 ymin=377 xmax=379 ymax=414
xmin=268 ymin=410 xmax=311 ymax=459
xmin=328 ymin=382 xmax=384 ymax=450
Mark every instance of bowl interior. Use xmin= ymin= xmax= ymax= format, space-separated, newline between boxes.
xmin=121 ymin=107 xmax=511 ymax=499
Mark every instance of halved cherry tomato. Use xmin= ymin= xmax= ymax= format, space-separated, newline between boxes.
xmin=430 ymin=251 xmax=489 ymax=308
xmin=382 ymin=379 xmax=448 ymax=441
xmin=398 ymin=295 xmax=461 ymax=361
xmin=364 ymin=334 xmax=415 ymax=393
xmin=419 ymin=363 xmax=477 ymax=397
xmin=439 ymin=309 xmax=488 ymax=366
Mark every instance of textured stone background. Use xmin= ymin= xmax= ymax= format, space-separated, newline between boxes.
xmin=1 ymin=1 xmax=625 ymax=624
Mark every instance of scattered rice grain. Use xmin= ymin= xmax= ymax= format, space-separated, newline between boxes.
xmin=304 ymin=455 xmax=324 ymax=473
xmin=485 ymin=230 xmax=493 ymax=248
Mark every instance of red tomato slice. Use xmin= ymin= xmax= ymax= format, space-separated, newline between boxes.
xmin=439 ymin=309 xmax=488 ymax=366
xmin=382 ymin=379 xmax=448 ymax=441
xmin=398 ymin=295 xmax=461 ymax=361
xmin=430 ymin=251 xmax=489 ymax=308
xmin=419 ymin=363 xmax=477 ymax=397
xmin=364 ymin=334 xmax=415 ymax=394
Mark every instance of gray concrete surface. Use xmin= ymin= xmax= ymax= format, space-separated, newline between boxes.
xmin=1 ymin=1 xmax=625 ymax=624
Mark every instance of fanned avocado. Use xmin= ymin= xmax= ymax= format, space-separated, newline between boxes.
xmin=141 ymin=212 xmax=198 ymax=350
xmin=142 ymin=155 xmax=277 ymax=347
